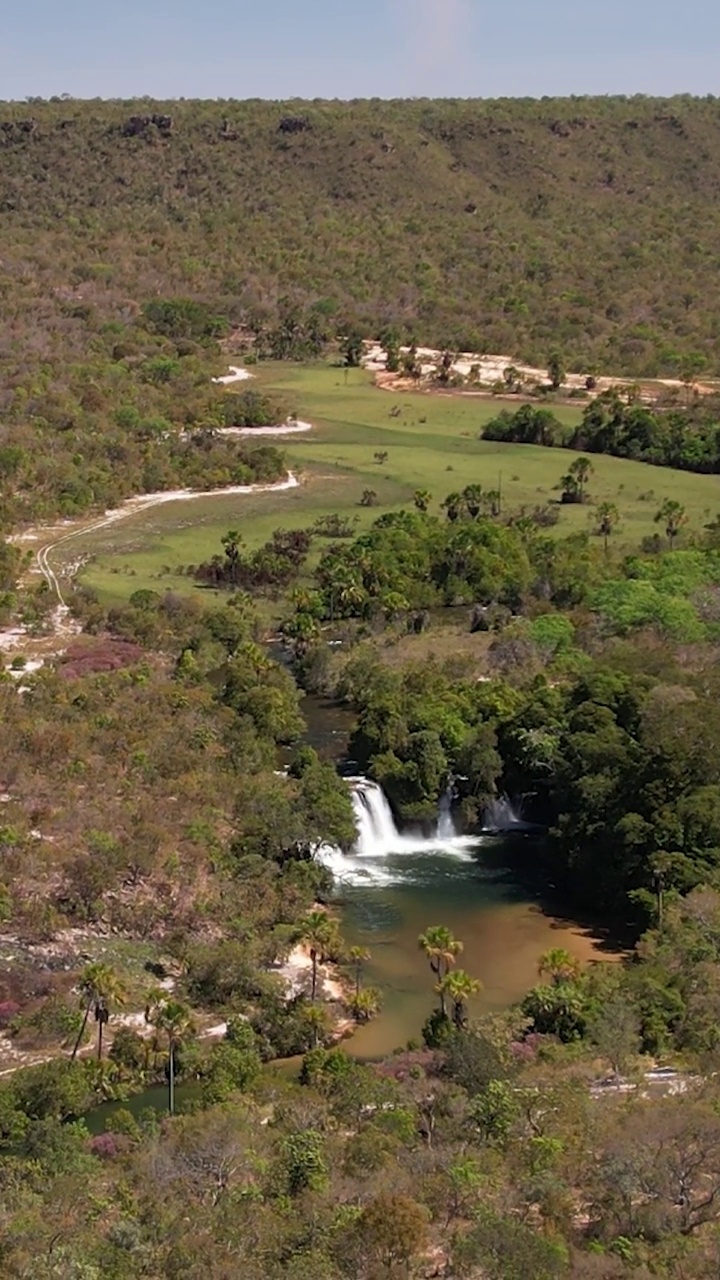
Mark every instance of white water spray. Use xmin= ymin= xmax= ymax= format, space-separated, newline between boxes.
xmin=437 ymin=783 xmax=457 ymax=841
xmin=482 ymin=795 xmax=527 ymax=832
xmin=318 ymin=779 xmax=476 ymax=887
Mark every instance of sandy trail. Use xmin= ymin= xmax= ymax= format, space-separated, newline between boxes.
xmin=0 ymin=472 xmax=299 ymax=667
xmin=34 ymin=472 xmax=299 ymax=610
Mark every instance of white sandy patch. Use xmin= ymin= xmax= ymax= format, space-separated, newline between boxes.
xmin=212 ymin=365 xmax=253 ymax=385
xmin=203 ymin=1022 xmax=228 ymax=1038
xmin=8 ymin=659 xmax=43 ymax=678
xmin=0 ymin=627 xmax=28 ymax=652
xmin=115 ymin=1011 xmax=150 ymax=1031
xmin=277 ymin=944 xmax=345 ymax=1003
xmin=214 ymin=419 xmax=313 ymax=438
xmin=362 ymin=341 xmax=718 ymax=401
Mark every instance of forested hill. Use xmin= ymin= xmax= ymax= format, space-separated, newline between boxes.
xmin=3 ymin=95 xmax=720 ymax=375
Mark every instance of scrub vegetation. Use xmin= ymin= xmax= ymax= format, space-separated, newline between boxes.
xmin=6 ymin=93 xmax=720 ymax=1279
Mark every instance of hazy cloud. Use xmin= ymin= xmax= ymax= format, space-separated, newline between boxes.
xmin=394 ymin=0 xmax=473 ymax=73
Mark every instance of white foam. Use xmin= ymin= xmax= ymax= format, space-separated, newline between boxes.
xmin=316 ymin=779 xmax=479 ymax=888
xmin=212 ymin=365 xmax=253 ymax=385
xmin=212 ymin=420 xmax=313 ymax=437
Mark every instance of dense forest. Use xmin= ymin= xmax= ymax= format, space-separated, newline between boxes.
xmin=484 ymin=392 xmax=720 ymax=474
xmin=3 ymin=95 xmax=720 ymax=385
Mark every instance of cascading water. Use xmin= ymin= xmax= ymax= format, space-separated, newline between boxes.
xmin=352 ymin=780 xmax=400 ymax=857
xmin=318 ymin=778 xmax=476 ymax=887
xmin=437 ymin=783 xmax=457 ymax=841
xmin=482 ymin=795 xmax=526 ymax=832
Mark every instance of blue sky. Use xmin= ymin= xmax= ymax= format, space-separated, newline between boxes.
xmin=2 ymin=0 xmax=719 ymax=100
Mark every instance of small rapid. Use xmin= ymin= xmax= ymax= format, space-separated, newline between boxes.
xmin=318 ymin=779 xmax=478 ymax=888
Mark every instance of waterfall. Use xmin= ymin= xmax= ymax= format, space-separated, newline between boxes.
xmin=437 ymin=783 xmax=457 ymax=840
xmin=482 ymin=795 xmax=525 ymax=832
xmin=351 ymin=780 xmax=401 ymax=858
xmin=316 ymin=777 xmax=477 ymax=887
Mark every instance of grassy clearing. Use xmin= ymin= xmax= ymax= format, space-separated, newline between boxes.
xmin=76 ymin=364 xmax=720 ymax=605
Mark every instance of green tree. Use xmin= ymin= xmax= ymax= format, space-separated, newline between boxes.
xmin=595 ymin=500 xmax=619 ymax=551
xmin=347 ymin=944 xmax=371 ymax=1002
xmin=220 ymin=529 xmax=243 ymax=584
xmin=522 ymin=982 xmax=586 ymax=1041
xmin=299 ymin=1000 xmax=332 ymax=1049
xmin=442 ymin=492 xmax=464 ymax=522
xmin=463 ymin=484 xmax=484 ymax=520
xmin=71 ymin=963 xmax=125 ymax=1062
xmin=342 ymin=330 xmax=364 ymax=367
xmin=470 ymin=1078 xmax=518 ymax=1146
xmin=419 ymin=926 xmax=463 ymax=1015
xmin=351 ymin=985 xmax=383 ymax=1023
xmin=438 ymin=968 xmax=482 ymax=1028
xmin=655 ymin=498 xmax=688 ymax=547
xmin=537 ymin=948 xmax=581 ymax=986
xmin=413 ymin=488 xmax=432 ymax=512
xmin=679 ymin=351 xmax=707 ymax=402
xmin=296 ymin=909 xmax=339 ymax=1002
xmin=144 ymin=994 xmax=195 ymax=1115
xmin=547 ymin=351 xmax=565 ymax=390
xmin=560 ymin=455 xmax=594 ymax=504
xmin=280 ymin=1128 xmax=328 ymax=1195
xmin=588 ymin=993 xmax=640 ymax=1078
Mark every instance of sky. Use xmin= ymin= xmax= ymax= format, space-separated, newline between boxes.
xmin=2 ymin=0 xmax=719 ymax=101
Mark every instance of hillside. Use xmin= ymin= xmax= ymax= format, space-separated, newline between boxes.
xmin=3 ymin=95 xmax=720 ymax=380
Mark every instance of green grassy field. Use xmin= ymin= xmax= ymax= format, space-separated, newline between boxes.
xmin=75 ymin=365 xmax=720 ymax=606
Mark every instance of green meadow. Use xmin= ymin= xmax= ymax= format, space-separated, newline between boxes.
xmin=75 ymin=365 xmax=720 ymax=606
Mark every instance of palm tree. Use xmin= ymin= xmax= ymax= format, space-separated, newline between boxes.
xmin=442 ymin=493 xmax=464 ymax=523
xmin=595 ymin=501 xmax=619 ymax=552
xmin=462 ymin=484 xmax=484 ymax=520
xmin=351 ymin=986 xmax=383 ymax=1023
xmin=413 ymin=489 xmax=432 ymax=513
xmin=221 ymin=530 xmax=243 ymax=584
xmin=418 ymin=926 xmax=463 ymax=1015
xmin=537 ymin=948 xmax=581 ymax=987
xmin=301 ymin=1001 xmax=331 ymax=1049
xmin=144 ymin=993 xmax=195 ymax=1115
xmin=437 ymin=969 xmax=482 ymax=1028
xmin=485 ymin=488 xmax=501 ymax=518
xmin=560 ymin=456 xmax=594 ymax=504
xmin=71 ymin=963 xmax=126 ymax=1061
xmin=297 ymin=910 xmax=338 ymax=1002
xmin=328 ymin=568 xmax=365 ymax=619
xmin=547 ymin=351 xmax=565 ymax=391
xmin=570 ymin=456 xmax=593 ymax=502
xmin=655 ymin=499 xmax=688 ymax=548
xmin=348 ymin=945 xmax=371 ymax=1003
